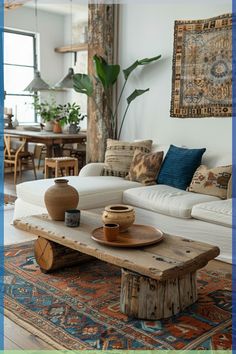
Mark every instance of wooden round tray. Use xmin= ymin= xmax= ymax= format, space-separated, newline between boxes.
xmin=91 ymin=224 xmax=164 ymax=248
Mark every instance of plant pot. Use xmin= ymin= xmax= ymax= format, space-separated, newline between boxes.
xmin=69 ymin=124 xmax=80 ymax=134
xmin=44 ymin=179 xmax=79 ymax=221
xmin=102 ymin=204 xmax=135 ymax=232
xmin=53 ymin=121 xmax=62 ymax=133
xmin=44 ymin=121 xmax=53 ymax=132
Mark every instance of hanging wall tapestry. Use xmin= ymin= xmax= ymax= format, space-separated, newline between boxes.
xmin=170 ymin=14 xmax=232 ymax=118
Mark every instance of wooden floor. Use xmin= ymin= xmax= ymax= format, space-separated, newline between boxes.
xmin=4 ymin=168 xmax=44 ymax=197
xmin=3 ymin=171 xmax=232 ymax=350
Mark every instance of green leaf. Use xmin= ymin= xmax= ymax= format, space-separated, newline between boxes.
xmin=127 ymin=88 xmax=150 ymax=105
xmin=73 ymin=74 xmax=94 ymax=97
xmin=123 ymin=54 xmax=161 ymax=80
xmin=93 ymin=55 xmax=120 ymax=90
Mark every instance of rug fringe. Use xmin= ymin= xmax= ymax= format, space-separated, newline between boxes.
xmin=4 ymin=308 xmax=68 ymax=350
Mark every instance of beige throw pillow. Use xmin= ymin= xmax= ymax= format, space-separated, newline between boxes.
xmin=126 ymin=150 xmax=164 ymax=185
xmin=103 ymin=139 xmax=153 ymax=178
xmin=188 ymin=165 xmax=232 ymax=199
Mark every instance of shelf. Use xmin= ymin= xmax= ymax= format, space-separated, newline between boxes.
xmin=55 ymin=43 xmax=88 ymax=54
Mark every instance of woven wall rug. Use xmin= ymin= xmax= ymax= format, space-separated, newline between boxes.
xmin=4 ymin=242 xmax=232 ymax=350
xmin=170 ymin=13 xmax=232 ymax=118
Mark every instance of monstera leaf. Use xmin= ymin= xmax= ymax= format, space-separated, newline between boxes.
xmin=93 ymin=55 xmax=120 ymax=90
xmin=127 ymin=88 xmax=150 ymax=104
xmin=73 ymin=74 xmax=94 ymax=97
xmin=123 ymin=55 xmax=161 ymax=80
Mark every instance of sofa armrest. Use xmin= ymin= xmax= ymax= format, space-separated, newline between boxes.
xmin=79 ymin=163 xmax=105 ymax=176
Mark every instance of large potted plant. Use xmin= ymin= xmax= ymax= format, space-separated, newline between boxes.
xmin=34 ymin=97 xmax=61 ymax=132
xmin=73 ymin=54 xmax=161 ymax=139
xmin=58 ymin=102 xmax=86 ymax=134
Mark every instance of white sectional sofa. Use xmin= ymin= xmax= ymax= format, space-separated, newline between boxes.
xmin=14 ymin=144 xmax=232 ymax=263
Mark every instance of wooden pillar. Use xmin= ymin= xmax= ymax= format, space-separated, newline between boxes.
xmin=120 ymin=268 xmax=198 ymax=320
xmin=87 ymin=4 xmax=118 ymax=163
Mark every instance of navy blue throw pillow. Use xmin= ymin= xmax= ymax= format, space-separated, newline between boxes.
xmin=157 ymin=145 xmax=206 ymax=190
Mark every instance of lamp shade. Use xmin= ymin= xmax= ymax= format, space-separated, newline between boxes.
xmin=24 ymin=71 xmax=50 ymax=92
xmin=54 ymin=67 xmax=74 ymax=89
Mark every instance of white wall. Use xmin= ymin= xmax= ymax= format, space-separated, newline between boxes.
xmin=118 ymin=0 xmax=232 ymax=152
xmin=4 ymin=7 xmax=65 ymax=91
xmin=63 ymin=13 xmax=88 ymax=130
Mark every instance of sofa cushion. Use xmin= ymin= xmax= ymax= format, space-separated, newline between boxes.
xmin=123 ymin=184 xmax=220 ymax=219
xmin=191 ymin=199 xmax=232 ymax=227
xmin=103 ymin=139 xmax=152 ymax=178
xmin=188 ymin=165 xmax=232 ymax=199
xmin=126 ymin=150 xmax=164 ymax=185
xmin=17 ymin=176 xmax=141 ymax=210
xmin=157 ymin=145 xmax=206 ymax=190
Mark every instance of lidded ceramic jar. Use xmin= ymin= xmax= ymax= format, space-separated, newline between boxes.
xmin=102 ymin=204 xmax=135 ymax=232
xmin=44 ymin=179 xmax=79 ymax=221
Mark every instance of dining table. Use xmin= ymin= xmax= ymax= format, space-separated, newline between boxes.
xmin=4 ymin=128 xmax=87 ymax=158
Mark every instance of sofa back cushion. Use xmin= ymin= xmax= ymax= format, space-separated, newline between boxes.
xmin=188 ymin=165 xmax=232 ymax=199
xmin=157 ymin=144 xmax=206 ymax=190
xmin=201 ymin=150 xmax=232 ymax=168
xmin=103 ymin=139 xmax=152 ymax=178
xmin=151 ymin=143 xmax=231 ymax=168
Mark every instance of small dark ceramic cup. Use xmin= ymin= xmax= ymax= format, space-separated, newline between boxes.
xmin=65 ymin=209 xmax=80 ymax=227
xmin=103 ymin=223 xmax=119 ymax=242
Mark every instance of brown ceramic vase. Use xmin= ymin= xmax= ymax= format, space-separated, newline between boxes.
xmin=44 ymin=179 xmax=79 ymax=221
xmin=102 ymin=204 xmax=135 ymax=232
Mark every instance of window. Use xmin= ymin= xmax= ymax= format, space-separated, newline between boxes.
xmin=4 ymin=29 xmax=37 ymax=124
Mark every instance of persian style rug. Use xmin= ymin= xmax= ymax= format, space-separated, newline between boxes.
xmin=170 ymin=14 xmax=232 ymax=118
xmin=4 ymin=242 xmax=232 ymax=350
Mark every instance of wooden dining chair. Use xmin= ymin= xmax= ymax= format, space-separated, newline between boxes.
xmin=4 ymin=135 xmax=37 ymax=184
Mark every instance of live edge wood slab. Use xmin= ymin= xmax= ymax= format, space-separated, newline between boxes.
xmin=13 ymin=212 xmax=220 ymax=320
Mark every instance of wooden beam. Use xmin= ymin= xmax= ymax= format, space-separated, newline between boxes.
xmin=55 ymin=43 xmax=88 ymax=54
xmin=86 ymin=4 xmax=117 ymax=163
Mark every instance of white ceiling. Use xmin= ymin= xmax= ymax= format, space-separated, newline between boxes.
xmin=25 ymin=0 xmax=88 ymax=20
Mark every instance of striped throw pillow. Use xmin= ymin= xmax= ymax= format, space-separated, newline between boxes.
xmin=103 ymin=139 xmax=153 ymax=178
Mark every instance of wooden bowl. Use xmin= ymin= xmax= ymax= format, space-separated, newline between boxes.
xmin=102 ymin=204 xmax=135 ymax=232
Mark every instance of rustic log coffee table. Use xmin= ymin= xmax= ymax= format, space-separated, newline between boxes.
xmin=14 ymin=211 xmax=220 ymax=320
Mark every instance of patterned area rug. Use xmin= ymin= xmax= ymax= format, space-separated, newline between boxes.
xmin=4 ymin=242 xmax=232 ymax=350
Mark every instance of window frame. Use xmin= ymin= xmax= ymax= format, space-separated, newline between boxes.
xmin=4 ymin=28 xmax=38 ymax=124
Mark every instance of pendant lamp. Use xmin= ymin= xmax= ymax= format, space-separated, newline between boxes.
xmin=54 ymin=0 xmax=74 ymax=89
xmin=24 ymin=0 xmax=50 ymax=92
xmin=54 ymin=67 xmax=74 ymax=89
xmin=24 ymin=71 xmax=50 ymax=92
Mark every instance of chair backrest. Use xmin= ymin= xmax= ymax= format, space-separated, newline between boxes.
xmin=4 ymin=135 xmax=27 ymax=160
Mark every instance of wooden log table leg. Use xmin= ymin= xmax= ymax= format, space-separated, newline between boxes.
xmin=34 ymin=237 xmax=92 ymax=273
xmin=120 ymin=268 xmax=198 ymax=320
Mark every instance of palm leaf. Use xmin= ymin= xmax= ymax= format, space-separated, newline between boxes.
xmin=73 ymin=74 xmax=93 ymax=97
xmin=123 ymin=55 xmax=161 ymax=80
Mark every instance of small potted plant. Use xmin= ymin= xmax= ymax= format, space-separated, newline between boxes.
xmin=34 ymin=97 xmax=60 ymax=132
xmin=59 ymin=102 xmax=85 ymax=134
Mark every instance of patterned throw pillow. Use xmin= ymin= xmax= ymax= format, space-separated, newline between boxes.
xmin=126 ymin=150 xmax=164 ymax=185
xmin=157 ymin=145 xmax=206 ymax=190
xmin=103 ymin=139 xmax=153 ymax=178
xmin=188 ymin=165 xmax=232 ymax=199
